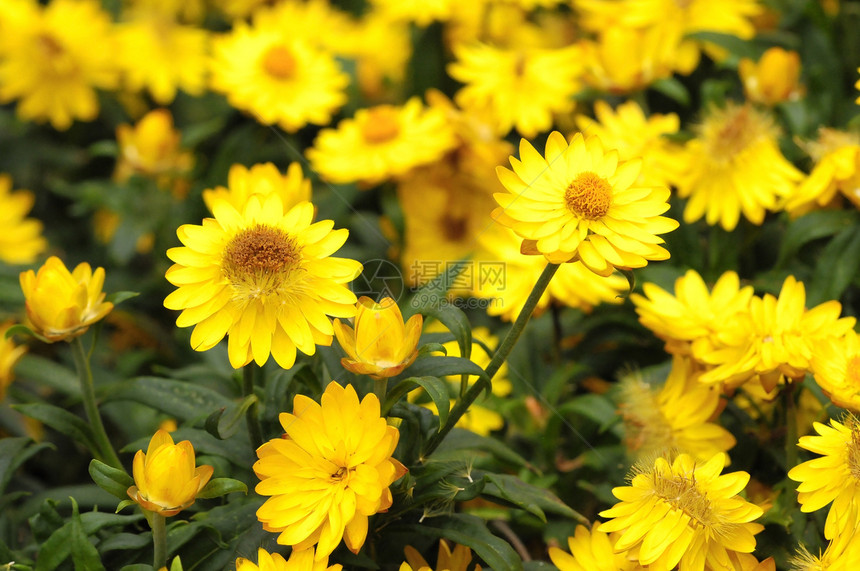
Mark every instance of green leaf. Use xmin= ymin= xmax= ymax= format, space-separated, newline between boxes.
xmin=418 ymin=303 xmax=472 ymax=360
xmin=106 ymin=377 xmax=233 ymax=423
xmin=169 ymin=557 xmax=184 ymax=571
xmin=3 ymin=324 xmax=39 ymax=341
xmin=11 ymin=403 xmax=98 ymax=454
xmin=105 ymin=291 xmax=139 ymax=306
xmin=69 ymin=498 xmax=105 ymax=571
xmin=403 ymin=260 xmax=469 ymax=316
xmin=776 ymin=210 xmax=860 ymax=268
xmin=400 ymin=514 xmax=523 ymax=571
xmin=481 ymin=474 xmax=585 ymax=524
xmin=431 ymin=428 xmax=531 ymax=469
xmin=401 ymin=356 xmax=490 ymax=385
xmin=35 ymin=522 xmax=72 ymax=571
xmin=650 ymin=77 xmax=691 ymax=105
xmin=0 ymin=437 xmax=51 ymax=496
xmin=196 ymin=478 xmax=247 ymax=499
xmin=88 ymin=459 xmax=134 ymax=501
xmin=809 ymin=225 xmax=860 ymax=304
xmin=384 ymin=376 xmax=451 ymax=425
xmin=205 ymin=394 xmax=257 ymax=440
xmin=98 ymin=533 xmax=150 ymax=553
xmin=686 ymin=31 xmax=762 ymax=61
xmin=557 ymin=393 xmax=620 ymax=433
xmin=115 ymin=499 xmax=137 ymax=514
xmin=13 ymin=354 xmax=80 ymax=396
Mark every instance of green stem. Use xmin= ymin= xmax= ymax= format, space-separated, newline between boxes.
xmin=243 ymin=364 xmax=264 ymax=450
xmin=71 ymin=337 xmax=123 ymax=471
xmin=784 ymin=382 xmax=799 ymax=470
xmin=374 ymin=378 xmax=388 ymax=403
xmin=151 ymin=512 xmax=167 ymax=570
xmin=423 ymin=263 xmax=560 ymax=457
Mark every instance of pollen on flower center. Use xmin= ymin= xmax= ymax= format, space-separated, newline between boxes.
xmin=221 ymin=224 xmax=300 ymax=300
xmin=564 ymin=171 xmax=612 ymax=220
xmin=361 ymin=107 xmax=400 ymax=144
xmin=705 ymin=104 xmax=769 ymax=163
xmin=331 ymin=465 xmax=349 ymax=482
xmin=652 ymin=470 xmax=714 ymax=527
xmin=262 ymin=45 xmax=297 ymax=80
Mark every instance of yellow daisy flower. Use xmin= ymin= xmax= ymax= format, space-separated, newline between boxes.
xmin=211 ymin=0 xmax=268 ymax=20
xmin=599 ymin=452 xmax=764 ymax=571
xmin=116 ymin=11 xmax=209 ymax=104
xmin=575 ymin=100 xmax=683 ymax=187
xmin=402 ymin=540 xmax=480 ymax=571
xmin=1 ymin=321 xmax=27 ymax=403
xmin=448 ymin=42 xmax=582 ymax=138
xmin=674 ymin=103 xmax=803 ymax=231
xmin=124 ymin=0 xmax=206 ymax=23
xmin=811 ymin=329 xmax=860 ymax=412
xmin=236 ymin=547 xmax=342 ymax=571
xmin=788 ymin=416 xmax=860 ymax=540
xmin=0 ymin=0 xmax=119 ymax=130
xmin=739 ymin=46 xmax=804 ymax=106
xmin=630 ymin=269 xmax=754 ymax=358
xmin=306 ymin=98 xmax=457 ymax=186
xmin=492 ymin=131 xmax=678 ymax=275
xmin=254 ymin=382 xmax=407 ymax=559
xmin=791 ymin=527 xmax=860 ymax=570
xmin=337 ymin=9 xmax=411 ymax=101
xmin=252 ymin=0 xmax=353 ymax=53
xmin=369 ymin=0 xmax=454 ymax=26
xmin=548 ymin=524 xmax=643 ymax=571
xmin=0 ymin=174 xmax=47 ymax=265
xmin=210 ymin=22 xmax=348 ymax=132
xmin=619 ymin=356 xmax=736 ymax=462
xmin=163 ymin=194 xmax=362 ymax=369
xmin=786 ymin=128 xmax=860 ymax=215
xmin=201 ymin=162 xmax=311 ymax=215
xmin=697 ymin=276 xmax=855 ymax=391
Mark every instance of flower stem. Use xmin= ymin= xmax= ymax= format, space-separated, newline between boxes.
xmin=374 ymin=378 xmax=388 ymax=403
xmin=243 ymin=364 xmax=264 ymax=450
xmin=71 ymin=337 xmax=123 ymax=471
xmin=151 ymin=512 xmax=167 ymax=570
xmin=423 ymin=263 xmax=560 ymax=457
xmin=784 ymin=382 xmax=799 ymax=470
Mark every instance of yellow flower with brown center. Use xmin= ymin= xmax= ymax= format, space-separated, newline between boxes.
xmin=786 ymin=128 xmax=860 ymax=215
xmin=202 ymin=162 xmax=311 ymax=215
xmin=19 ymin=256 xmax=114 ymax=342
xmin=492 ymin=131 xmax=678 ymax=276
xmin=811 ymin=329 xmax=860 ymax=412
xmin=548 ymin=524 xmax=644 ymax=571
xmin=127 ymin=429 xmax=214 ymax=517
xmin=599 ymin=452 xmax=764 ymax=571
xmin=306 ymin=98 xmax=457 ymax=186
xmin=739 ymin=47 xmax=804 ymax=106
xmin=1 ymin=321 xmax=27 ymax=403
xmin=236 ymin=547 xmax=342 ymax=571
xmin=402 ymin=540 xmax=481 ymax=571
xmin=164 ymin=194 xmax=362 ymax=369
xmin=788 ymin=416 xmax=860 ymax=540
xmin=254 ymin=382 xmax=407 ymax=559
xmin=674 ymin=103 xmax=803 ymax=231
xmin=333 ymin=297 xmax=423 ymax=379
xmin=0 ymin=174 xmax=47 ymax=265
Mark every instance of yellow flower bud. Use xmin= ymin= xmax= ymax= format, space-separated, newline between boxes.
xmin=739 ymin=47 xmax=803 ymax=106
xmin=333 ymin=296 xmax=423 ymax=379
xmin=127 ymin=429 xmax=214 ymax=517
xmin=114 ymin=108 xmax=194 ymax=193
xmin=19 ymin=256 xmax=114 ymax=342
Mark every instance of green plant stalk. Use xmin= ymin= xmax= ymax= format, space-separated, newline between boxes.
xmin=374 ymin=378 xmax=388 ymax=403
xmin=243 ymin=364 xmax=264 ymax=450
xmin=423 ymin=263 xmax=560 ymax=457
xmin=71 ymin=336 xmax=124 ymax=471
xmin=784 ymin=381 xmax=799 ymax=470
xmin=151 ymin=512 xmax=167 ymax=570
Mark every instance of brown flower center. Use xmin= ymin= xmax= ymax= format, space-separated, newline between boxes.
xmin=652 ymin=468 xmax=714 ymax=528
xmin=361 ymin=107 xmax=400 ymax=144
xmin=262 ymin=45 xmax=297 ymax=80
xmin=221 ymin=225 xmax=300 ymax=301
xmin=442 ymin=214 xmax=468 ymax=242
xmin=564 ymin=171 xmax=612 ymax=220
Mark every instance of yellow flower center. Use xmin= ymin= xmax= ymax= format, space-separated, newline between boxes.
xmin=564 ymin=171 xmax=612 ymax=220
xmin=361 ymin=107 xmax=400 ymax=144
xmin=221 ymin=225 xmax=301 ymax=301
xmin=262 ymin=45 xmax=297 ymax=80
xmin=331 ymin=465 xmax=350 ymax=483
xmin=704 ymin=104 xmax=770 ymax=164
xmin=37 ymin=33 xmax=78 ymax=78
xmin=848 ymin=423 xmax=860 ymax=480
xmin=652 ymin=469 xmax=714 ymax=528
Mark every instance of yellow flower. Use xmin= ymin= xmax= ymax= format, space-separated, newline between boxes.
xmin=254 ymin=382 xmax=407 ymax=559
xmin=164 ymin=194 xmax=362 ymax=369
xmin=127 ymin=429 xmax=214 ymax=517
xmin=114 ymin=108 xmax=194 ymax=191
xmin=578 ymin=25 xmax=677 ymax=93
xmin=599 ymin=452 xmax=764 ymax=571
xmin=1 ymin=321 xmax=27 ymax=403
xmin=739 ymin=47 xmax=804 ymax=106
xmin=202 ymin=162 xmax=311 ymax=215
xmin=630 ymin=269 xmax=754 ymax=359
xmin=811 ymin=329 xmax=860 ymax=411
xmin=337 ymin=10 xmax=411 ymax=101
xmin=492 ymin=131 xmax=678 ymax=275
xmin=333 ymin=297 xmax=423 ymax=379
xmin=19 ymin=256 xmax=114 ymax=343
xmin=448 ymin=42 xmax=581 ymax=137
xmin=306 ymin=98 xmax=457 ymax=186
xmin=402 ymin=540 xmax=480 ymax=571
xmin=116 ymin=11 xmax=209 ymax=104
xmin=548 ymin=524 xmax=643 ymax=571
xmin=210 ymin=22 xmax=348 ymax=132
xmin=791 ymin=527 xmax=860 ymax=570
xmin=786 ymin=128 xmax=860 ymax=215
xmin=0 ymin=0 xmax=119 ymax=130
xmin=674 ymin=103 xmax=803 ymax=231
xmin=575 ymin=100 xmax=683 ymax=187
xmin=369 ymin=0 xmax=454 ymax=26
xmin=788 ymin=416 xmax=860 ymax=540
xmin=619 ymin=356 xmax=736 ymax=462
xmin=0 ymin=174 xmax=47 ymax=265
xmin=236 ymin=547 xmax=342 ymax=571
xmin=696 ymin=276 xmax=855 ymax=391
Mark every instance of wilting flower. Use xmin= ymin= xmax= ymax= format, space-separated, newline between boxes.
xmin=333 ymin=297 xmax=423 ymax=379
xmin=1 ymin=321 xmax=27 ymax=403
xmin=254 ymin=382 xmax=407 ymax=559
xmin=788 ymin=416 xmax=860 ymax=539
xmin=548 ymin=524 xmax=643 ymax=571
xmin=127 ymin=429 xmax=214 ymax=517
xmin=0 ymin=173 xmax=47 ymax=265
xmin=739 ymin=46 xmax=803 ymax=106
xmin=236 ymin=547 xmax=342 ymax=571
xmin=402 ymin=540 xmax=480 ymax=571
xmin=164 ymin=194 xmax=362 ymax=369
xmin=599 ymin=452 xmax=763 ymax=570
xmin=492 ymin=131 xmax=678 ymax=276
xmin=19 ymin=257 xmax=114 ymax=342
xmin=201 ymin=162 xmax=311 ymax=215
